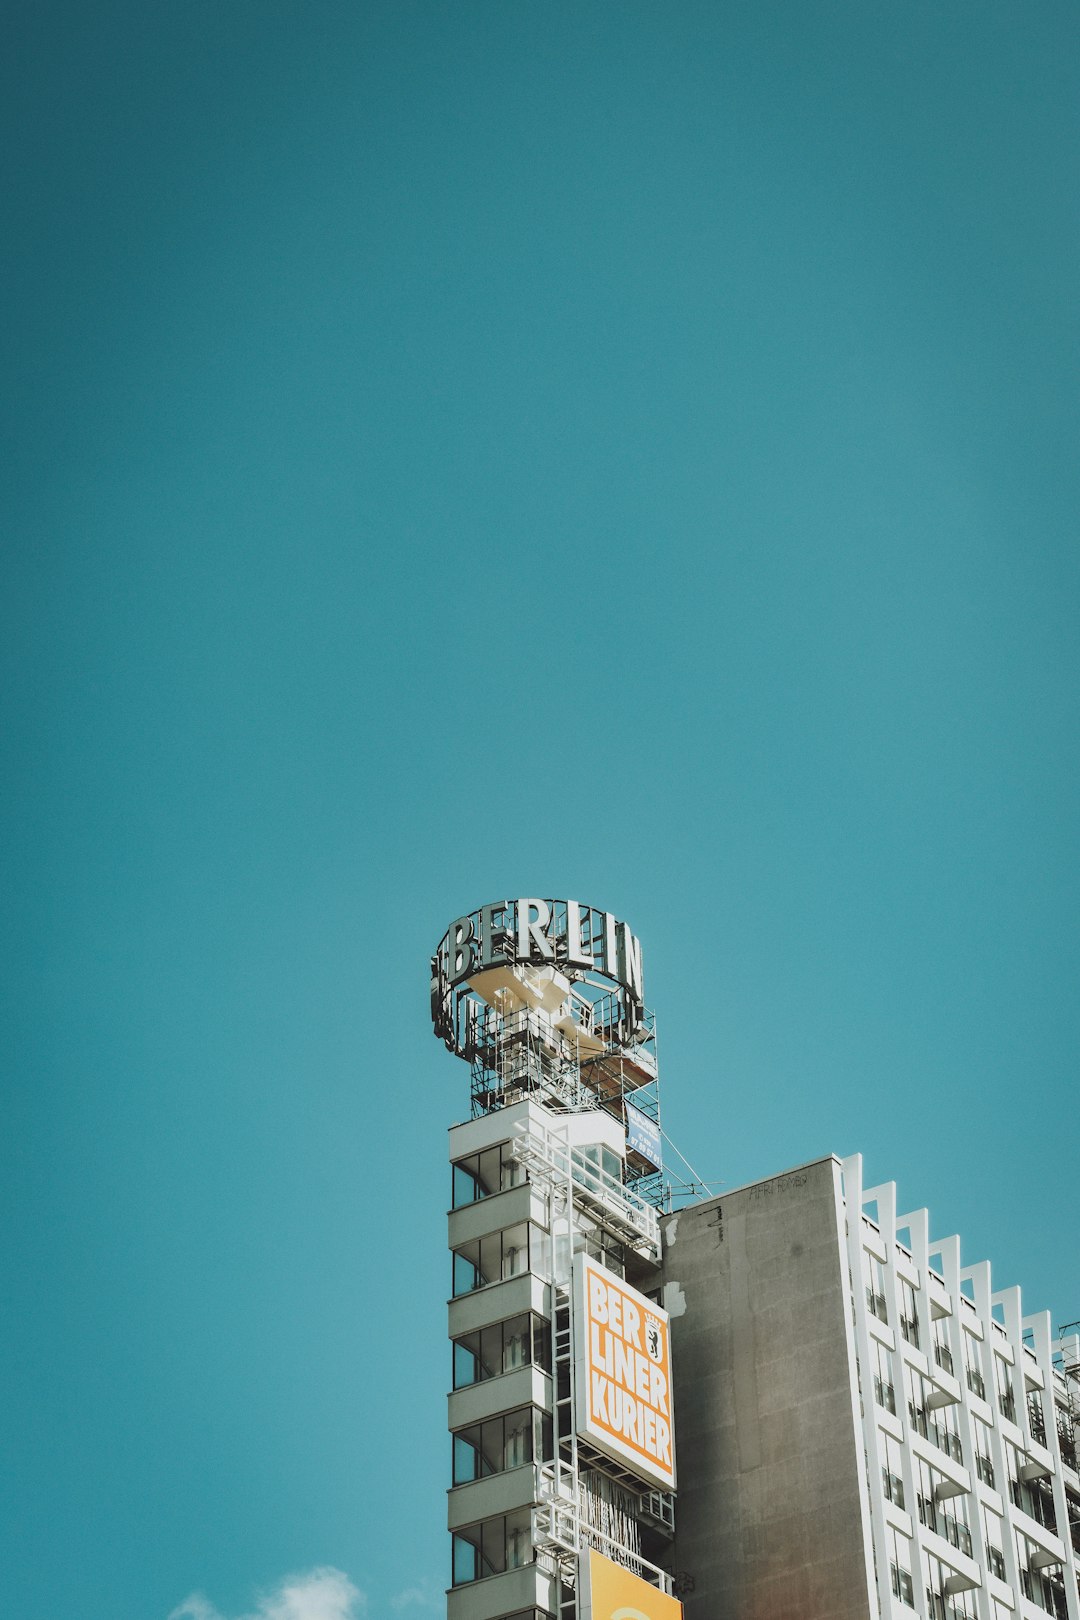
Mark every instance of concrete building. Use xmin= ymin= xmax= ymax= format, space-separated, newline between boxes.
xmin=663 ymin=1154 xmax=1080 ymax=1620
xmin=431 ymin=900 xmax=1080 ymax=1620
xmin=434 ymin=898 xmax=682 ymax=1620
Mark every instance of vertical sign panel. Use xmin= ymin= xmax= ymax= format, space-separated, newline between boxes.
xmin=580 ymin=1549 xmax=683 ymax=1620
xmin=625 ymin=1102 xmax=663 ymax=1172
xmin=574 ymin=1255 xmax=676 ymax=1491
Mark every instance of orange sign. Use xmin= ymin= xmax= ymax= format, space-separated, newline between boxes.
xmin=574 ymin=1255 xmax=676 ymax=1490
xmin=582 ymin=1549 xmax=683 ymax=1620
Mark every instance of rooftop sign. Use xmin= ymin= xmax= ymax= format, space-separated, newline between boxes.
xmin=430 ymin=898 xmax=644 ymax=1055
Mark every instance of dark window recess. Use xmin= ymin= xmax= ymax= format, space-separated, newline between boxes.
xmin=890 ymin=1565 xmax=914 ymax=1607
xmin=875 ymin=1376 xmax=896 ymax=1414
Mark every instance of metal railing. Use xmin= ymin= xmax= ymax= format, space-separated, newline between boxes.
xmin=510 ymin=1119 xmax=660 ymax=1259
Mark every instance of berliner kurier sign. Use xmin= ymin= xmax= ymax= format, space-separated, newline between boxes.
xmin=574 ymin=1254 xmax=676 ymax=1492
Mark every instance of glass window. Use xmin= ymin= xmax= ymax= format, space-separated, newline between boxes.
xmin=931 ymin=1319 xmax=953 ymax=1375
xmin=451 ymin=1223 xmax=533 ymax=1296
xmin=451 ymin=1143 xmax=523 ymax=1209
xmin=983 ymin=1503 xmax=1005 ymax=1580
xmin=865 ymin=1252 xmax=888 ymax=1322
xmin=581 ymin=1223 xmax=625 ymax=1278
xmin=874 ymin=1340 xmax=896 ymax=1414
xmin=451 ymin=1511 xmax=533 ymax=1586
xmin=888 ymin=1527 xmax=914 ymax=1607
xmin=453 ymin=1407 xmax=537 ymax=1484
xmin=571 ymin=1142 xmax=624 ymax=1192
xmin=1027 ymin=1388 xmax=1047 ymax=1447
xmin=974 ymin=1416 xmax=995 ymax=1487
xmin=963 ymin=1330 xmax=985 ymax=1399
xmin=995 ymin=1355 xmax=1016 ymax=1422
xmin=899 ymin=1278 xmax=919 ymax=1347
xmin=882 ymin=1432 xmax=905 ymax=1507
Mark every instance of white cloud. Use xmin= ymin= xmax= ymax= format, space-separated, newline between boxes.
xmin=169 ymin=1568 xmax=365 ymax=1620
xmin=169 ymin=1600 xmax=222 ymax=1620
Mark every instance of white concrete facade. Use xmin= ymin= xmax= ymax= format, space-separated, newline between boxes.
xmin=446 ymin=1097 xmax=675 ymax=1620
xmin=843 ymin=1153 xmax=1080 ymax=1620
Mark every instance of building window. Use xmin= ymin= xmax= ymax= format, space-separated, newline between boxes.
xmin=931 ymin=1404 xmax=963 ymax=1466
xmin=452 ymin=1222 xmax=532 ymax=1296
xmin=452 ymin=1143 xmax=523 ymax=1209
xmin=865 ymin=1252 xmax=888 ymax=1322
xmin=1067 ymin=1492 xmax=1080 ymax=1558
xmin=451 ymin=1511 xmax=533 ymax=1586
xmin=994 ymin=1355 xmax=1016 ymax=1423
xmin=873 ymin=1340 xmax=896 ymax=1415
xmin=1056 ymin=1405 xmax=1077 ymax=1471
xmin=888 ymin=1529 xmax=914 ymax=1608
xmin=452 ymin=1313 xmax=550 ymax=1389
xmin=452 ymin=1406 xmax=551 ymax=1484
xmin=973 ymin=1417 xmax=994 ymax=1488
xmin=924 ymin=1552 xmax=975 ymax=1620
xmin=937 ymin=1498 xmax=972 ymax=1558
xmin=1017 ymin=1536 xmax=1069 ymax=1619
xmin=890 ymin=1564 xmax=914 ymax=1606
xmin=932 ymin=1324 xmax=953 ymax=1376
xmin=963 ymin=1331 xmax=985 ymax=1399
xmin=899 ymin=1278 xmax=920 ymax=1348
xmin=581 ymin=1222 xmax=626 ymax=1278
xmin=571 ymin=1142 xmax=623 ymax=1194
xmin=1027 ymin=1389 xmax=1047 ymax=1448
xmin=882 ymin=1433 xmax=905 ymax=1508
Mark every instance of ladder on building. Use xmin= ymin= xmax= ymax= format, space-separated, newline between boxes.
xmin=524 ymin=1110 xmax=674 ymax=1618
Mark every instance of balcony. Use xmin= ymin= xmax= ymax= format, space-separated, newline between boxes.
xmin=511 ymin=1120 xmax=660 ymax=1260
xmin=939 ymin=1511 xmax=973 ymax=1558
xmin=929 ymin=1420 xmax=963 ymax=1465
xmin=1021 ymin=1568 xmax=1069 ymax=1620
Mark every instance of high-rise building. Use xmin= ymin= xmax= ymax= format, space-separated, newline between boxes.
xmin=434 ymin=898 xmax=683 ymax=1620
xmin=664 ymin=1155 xmax=1080 ymax=1620
xmin=431 ymin=901 xmax=1080 ymax=1620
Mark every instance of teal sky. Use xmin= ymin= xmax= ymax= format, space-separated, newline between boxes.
xmin=3 ymin=5 xmax=1078 ymax=1617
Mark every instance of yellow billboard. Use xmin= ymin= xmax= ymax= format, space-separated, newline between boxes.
xmin=581 ymin=1549 xmax=683 ymax=1620
xmin=574 ymin=1254 xmax=676 ymax=1491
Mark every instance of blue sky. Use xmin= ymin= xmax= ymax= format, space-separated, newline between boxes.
xmin=3 ymin=4 xmax=1078 ymax=1617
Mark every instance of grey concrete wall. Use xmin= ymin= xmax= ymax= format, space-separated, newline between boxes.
xmin=661 ymin=1157 xmax=876 ymax=1620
